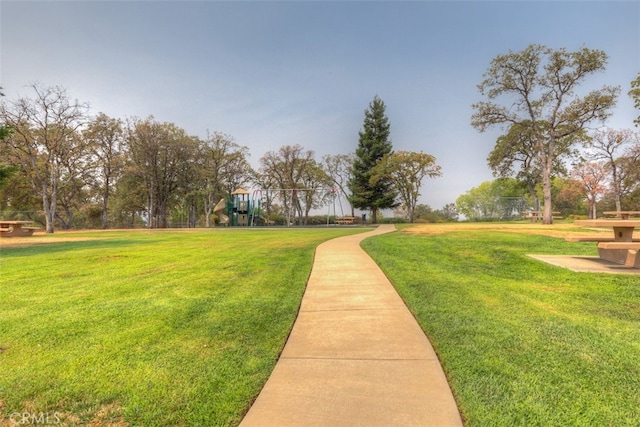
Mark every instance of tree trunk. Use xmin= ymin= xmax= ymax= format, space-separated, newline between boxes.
xmin=56 ymin=208 xmax=73 ymax=229
xmin=542 ymin=146 xmax=554 ymax=225
xmin=204 ymin=193 xmax=214 ymax=228
xmin=102 ymin=192 xmax=109 ymax=229
xmin=612 ymin=168 xmax=622 ymax=213
xmin=42 ymin=192 xmax=55 ymax=234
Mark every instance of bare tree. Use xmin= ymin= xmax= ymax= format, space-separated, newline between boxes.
xmin=84 ymin=113 xmax=126 ymax=228
xmin=0 ymin=84 xmax=89 ymax=233
xmin=198 ymin=132 xmax=253 ymax=227
xmin=322 ymin=153 xmax=355 ymax=216
xmin=571 ymin=161 xmax=608 ymax=218
xmin=259 ymin=145 xmax=329 ymax=225
xmin=586 ymin=128 xmax=640 ymax=212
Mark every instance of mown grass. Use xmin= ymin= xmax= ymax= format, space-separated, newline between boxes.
xmin=0 ymin=228 xmax=365 ymax=426
xmin=362 ymin=227 xmax=640 ymax=426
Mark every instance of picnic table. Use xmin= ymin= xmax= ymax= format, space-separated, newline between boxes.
xmin=0 ymin=220 xmax=40 ymax=238
xmin=523 ymin=210 xmax=562 ymax=222
xmin=571 ymin=219 xmax=640 ymax=268
xmin=336 ymin=216 xmax=356 ymax=225
xmin=603 ymin=211 xmax=640 ymax=220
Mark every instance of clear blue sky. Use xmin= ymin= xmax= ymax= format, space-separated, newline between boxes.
xmin=2 ymin=1 xmax=638 ymax=209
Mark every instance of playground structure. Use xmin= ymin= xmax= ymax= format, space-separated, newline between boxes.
xmin=213 ymin=198 xmax=229 ymax=226
xmin=216 ymin=187 xmax=348 ymax=227
xmin=230 ymin=188 xmax=251 ymax=226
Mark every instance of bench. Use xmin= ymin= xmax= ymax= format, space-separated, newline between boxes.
xmin=570 ymin=219 xmax=640 ymax=268
xmin=0 ymin=221 xmax=39 ymax=237
xmin=523 ymin=211 xmax=562 ymax=222
xmin=596 ymin=242 xmax=640 ymax=268
xmin=603 ymin=211 xmax=640 ymax=220
xmin=598 ymin=242 xmax=640 ymax=250
xmin=565 ymin=236 xmax=640 ymax=243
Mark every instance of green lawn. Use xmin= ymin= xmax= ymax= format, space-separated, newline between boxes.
xmin=0 ymin=228 xmax=365 ymax=426
xmin=362 ymin=227 xmax=640 ymax=426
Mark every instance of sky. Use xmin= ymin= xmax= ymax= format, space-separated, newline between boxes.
xmin=1 ymin=0 xmax=639 ymax=211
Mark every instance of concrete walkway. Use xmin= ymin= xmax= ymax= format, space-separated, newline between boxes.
xmin=240 ymin=225 xmax=463 ymax=426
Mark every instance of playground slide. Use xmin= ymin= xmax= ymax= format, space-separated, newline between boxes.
xmin=259 ymin=215 xmax=275 ymax=226
xmin=213 ymin=198 xmax=229 ymax=225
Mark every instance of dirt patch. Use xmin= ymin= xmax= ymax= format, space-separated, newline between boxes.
xmin=85 ymin=403 xmax=129 ymax=426
xmin=1 ymin=402 xmax=130 ymax=427
xmin=0 ymin=233 xmax=98 ymax=249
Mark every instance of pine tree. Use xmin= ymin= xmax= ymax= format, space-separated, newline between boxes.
xmin=348 ymin=95 xmax=398 ymax=223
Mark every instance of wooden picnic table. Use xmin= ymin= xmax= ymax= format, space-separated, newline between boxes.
xmin=0 ymin=220 xmax=39 ymax=238
xmin=603 ymin=211 xmax=640 ymax=220
xmin=572 ymin=219 xmax=640 ymax=268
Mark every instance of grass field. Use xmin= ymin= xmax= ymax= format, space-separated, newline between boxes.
xmin=0 ymin=228 xmax=365 ymax=426
xmin=362 ymin=223 xmax=640 ymax=426
xmin=3 ymin=223 xmax=640 ymax=426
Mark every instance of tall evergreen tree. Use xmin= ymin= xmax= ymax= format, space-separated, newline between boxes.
xmin=349 ymin=95 xmax=397 ymax=223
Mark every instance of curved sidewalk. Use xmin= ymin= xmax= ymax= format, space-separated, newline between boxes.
xmin=240 ymin=225 xmax=463 ymax=426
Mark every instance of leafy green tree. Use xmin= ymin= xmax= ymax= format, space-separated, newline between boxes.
xmin=0 ymin=164 xmax=17 ymax=190
xmin=437 ymin=203 xmax=459 ymax=222
xmin=371 ymin=150 xmax=442 ymax=223
xmin=349 ymin=96 xmax=397 ymax=223
xmin=630 ymin=73 xmax=640 ymax=127
xmin=487 ymin=120 xmax=578 ymax=211
xmin=411 ymin=203 xmax=458 ymax=223
xmin=552 ymin=177 xmax=587 ymax=217
xmin=126 ymin=117 xmax=200 ymax=228
xmin=472 ymin=44 xmax=619 ymax=224
xmin=0 ymin=86 xmax=18 ymax=190
xmin=456 ymin=179 xmax=528 ymax=221
xmin=0 ymin=87 xmax=16 ymax=189
xmin=0 ymin=87 xmax=11 ymax=139
xmin=110 ymin=172 xmax=147 ymax=228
